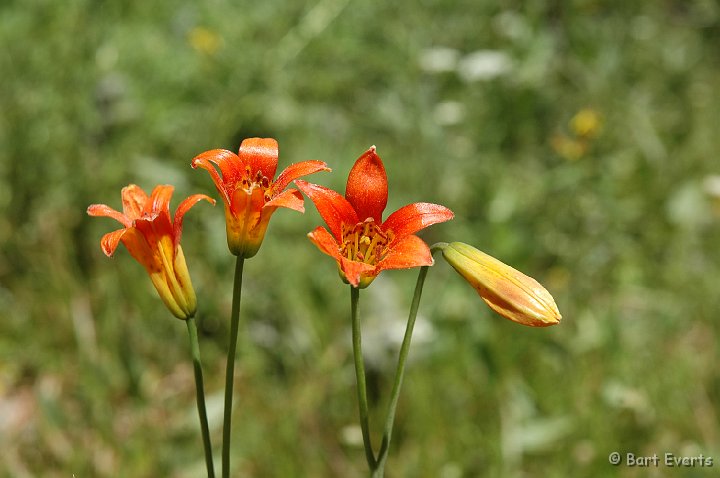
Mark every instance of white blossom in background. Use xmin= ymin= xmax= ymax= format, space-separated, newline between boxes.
xmin=457 ymin=50 xmax=513 ymax=82
xmin=419 ymin=47 xmax=460 ymax=73
xmin=703 ymin=175 xmax=720 ymax=198
xmin=433 ymin=101 xmax=466 ymax=126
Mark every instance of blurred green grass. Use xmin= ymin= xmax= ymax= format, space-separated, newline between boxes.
xmin=2 ymin=0 xmax=720 ymax=476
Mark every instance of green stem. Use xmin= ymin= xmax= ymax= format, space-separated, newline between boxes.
xmin=186 ymin=317 xmax=215 ymax=478
xmin=351 ymin=286 xmax=377 ymax=471
xmin=372 ymin=265 xmax=430 ymax=477
xmin=223 ymin=257 xmax=245 ymax=478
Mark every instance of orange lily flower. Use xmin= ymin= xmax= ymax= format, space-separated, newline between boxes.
xmin=87 ymin=184 xmax=214 ymax=320
xmin=192 ymin=137 xmax=330 ymax=258
xmin=296 ymin=146 xmax=454 ymax=288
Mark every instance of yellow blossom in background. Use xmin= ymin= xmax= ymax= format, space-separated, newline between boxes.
xmin=552 ymin=108 xmax=602 ymax=161
xmin=551 ymin=133 xmax=587 ymax=161
xmin=188 ymin=27 xmax=223 ymax=56
xmin=570 ymin=108 xmax=603 ymax=139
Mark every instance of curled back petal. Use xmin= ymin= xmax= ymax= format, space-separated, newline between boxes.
xmin=192 ymin=149 xmax=240 ymax=204
xmin=87 ymin=204 xmax=132 ymax=228
xmin=265 ymin=189 xmax=305 ymax=213
xmin=345 ymin=146 xmax=388 ymax=223
xmin=239 ymin=137 xmax=279 ymax=180
xmin=197 ymin=149 xmax=244 ymax=181
xmin=382 ymin=202 xmax=454 ymax=241
xmin=272 ymin=160 xmax=330 ymax=195
xmin=100 ymin=228 xmax=128 ymax=257
xmin=121 ymin=184 xmax=150 ymax=220
xmin=296 ymin=180 xmax=359 ymax=240
xmin=173 ymin=194 xmax=216 ymax=246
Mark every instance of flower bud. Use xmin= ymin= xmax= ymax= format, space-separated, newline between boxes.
xmin=441 ymin=242 xmax=561 ymax=327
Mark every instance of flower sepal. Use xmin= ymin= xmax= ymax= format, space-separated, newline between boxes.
xmin=147 ymin=243 xmax=198 ymax=320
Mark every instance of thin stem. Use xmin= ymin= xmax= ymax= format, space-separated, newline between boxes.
xmin=351 ymin=286 xmax=377 ymax=471
xmin=186 ymin=317 xmax=215 ymax=478
xmin=222 ymin=257 xmax=245 ymax=478
xmin=374 ymin=262 xmax=434 ymax=477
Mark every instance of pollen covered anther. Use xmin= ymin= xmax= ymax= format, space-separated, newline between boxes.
xmin=340 ymin=219 xmax=394 ymax=265
xmin=237 ymin=167 xmax=273 ymax=199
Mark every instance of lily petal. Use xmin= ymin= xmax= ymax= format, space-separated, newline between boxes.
xmin=100 ymin=228 xmax=128 ymax=257
xmin=121 ymin=184 xmax=149 ymax=220
xmin=120 ymin=226 xmax=161 ymax=274
xmin=383 ymin=202 xmax=454 ymax=241
xmin=272 ymin=160 xmax=330 ymax=195
xmin=265 ymin=189 xmax=305 ymax=212
xmin=87 ymin=204 xmax=131 ymax=228
xmin=307 ymin=226 xmax=345 ymax=262
xmin=296 ymin=180 xmax=359 ymax=240
xmin=340 ymin=257 xmax=375 ymax=288
xmin=201 ymin=149 xmax=244 ymax=180
xmin=173 ymin=194 xmax=215 ymax=246
xmin=191 ymin=149 xmax=240 ymax=204
xmin=239 ymin=137 xmax=279 ymax=180
xmin=150 ymin=184 xmax=175 ymax=216
xmin=345 ymin=146 xmax=388 ymax=223
xmin=376 ymin=234 xmax=433 ymax=271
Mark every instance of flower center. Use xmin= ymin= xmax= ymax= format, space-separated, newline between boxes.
xmin=239 ymin=166 xmax=273 ymax=202
xmin=340 ymin=219 xmax=394 ymax=264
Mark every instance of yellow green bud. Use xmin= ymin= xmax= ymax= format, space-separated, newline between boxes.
xmin=441 ymin=242 xmax=561 ymax=327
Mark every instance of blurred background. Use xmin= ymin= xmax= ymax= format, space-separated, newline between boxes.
xmin=2 ymin=0 xmax=720 ymax=476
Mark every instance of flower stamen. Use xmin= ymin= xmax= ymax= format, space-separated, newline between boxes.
xmin=236 ymin=167 xmax=274 ymax=202
xmin=340 ymin=220 xmax=394 ymax=265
